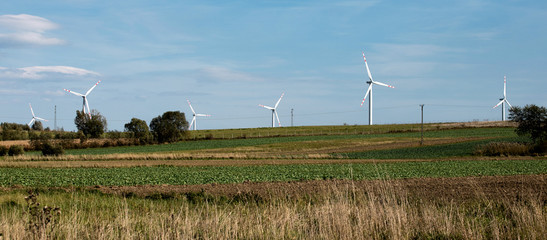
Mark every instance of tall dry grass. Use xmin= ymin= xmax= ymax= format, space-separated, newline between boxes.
xmin=0 ymin=181 xmax=545 ymax=239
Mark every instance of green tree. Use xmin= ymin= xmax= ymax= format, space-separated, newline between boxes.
xmin=124 ymin=118 xmax=151 ymax=144
xmin=509 ymin=104 xmax=547 ymax=143
xmin=31 ymin=121 xmax=43 ymax=131
xmin=149 ymin=111 xmax=189 ymax=143
xmin=74 ymin=110 xmax=108 ymax=138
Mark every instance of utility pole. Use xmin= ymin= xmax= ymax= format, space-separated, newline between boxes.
xmin=54 ymin=105 xmax=57 ymax=131
xmin=291 ymin=108 xmax=294 ymax=127
xmin=420 ymin=104 xmax=424 ymax=146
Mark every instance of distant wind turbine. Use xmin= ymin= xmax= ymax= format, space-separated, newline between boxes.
xmin=360 ymin=51 xmax=395 ymax=125
xmin=493 ymin=75 xmax=512 ymax=121
xmin=64 ymin=80 xmax=101 ymax=118
xmin=259 ymin=93 xmax=284 ymax=127
xmin=28 ymin=103 xmax=48 ymax=127
xmin=187 ymin=100 xmax=211 ymax=130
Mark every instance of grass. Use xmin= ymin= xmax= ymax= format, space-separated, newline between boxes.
xmin=0 ymin=177 xmax=544 ymax=239
xmin=1 ymin=159 xmax=545 ymax=187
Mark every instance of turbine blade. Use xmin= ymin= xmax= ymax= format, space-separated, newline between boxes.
xmin=362 ymin=52 xmax=374 ymax=82
xmin=373 ymin=81 xmax=395 ymax=88
xmin=28 ymin=118 xmax=35 ymax=127
xmin=85 ymin=80 xmax=101 ymax=96
xmin=503 ymin=75 xmax=507 ymax=98
xmin=29 ymin=103 xmax=35 ymax=117
xmin=35 ymin=117 xmax=48 ymax=122
xmin=196 ymin=114 xmax=210 ymax=117
xmin=275 ymin=111 xmax=281 ymax=127
xmin=493 ymin=100 xmax=504 ymax=109
xmin=360 ymin=84 xmax=373 ymax=106
xmin=259 ymin=104 xmax=274 ymax=110
xmin=189 ymin=117 xmax=196 ymax=130
xmin=505 ymin=100 xmax=512 ymax=108
xmin=64 ymin=89 xmax=84 ymax=97
xmin=274 ymin=92 xmax=284 ymax=109
xmin=187 ymin=100 xmax=196 ymax=114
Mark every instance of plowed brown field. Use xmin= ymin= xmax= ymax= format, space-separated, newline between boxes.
xmin=89 ymin=174 xmax=546 ymax=202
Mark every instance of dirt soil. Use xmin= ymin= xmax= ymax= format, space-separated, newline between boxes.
xmin=90 ymin=174 xmax=546 ymax=202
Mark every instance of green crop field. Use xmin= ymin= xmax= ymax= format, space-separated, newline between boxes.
xmin=1 ymin=159 xmax=545 ymax=187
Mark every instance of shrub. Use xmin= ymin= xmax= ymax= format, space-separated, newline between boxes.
xmin=0 ymin=146 xmax=7 ymax=156
xmin=8 ymin=145 xmax=25 ymax=156
xmin=474 ymin=142 xmax=530 ymax=156
xmin=41 ymin=142 xmax=64 ymax=156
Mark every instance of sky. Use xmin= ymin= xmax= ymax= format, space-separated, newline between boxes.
xmin=1 ymin=0 xmax=546 ymax=131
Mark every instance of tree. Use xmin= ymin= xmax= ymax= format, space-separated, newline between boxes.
xmin=74 ymin=110 xmax=108 ymax=138
xmin=509 ymin=104 xmax=547 ymax=143
xmin=124 ymin=118 xmax=151 ymax=144
xmin=31 ymin=121 xmax=43 ymax=131
xmin=149 ymin=111 xmax=189 ymax=143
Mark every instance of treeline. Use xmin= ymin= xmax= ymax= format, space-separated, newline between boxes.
xmin=0 ymin=110 xmax=192 ymax=156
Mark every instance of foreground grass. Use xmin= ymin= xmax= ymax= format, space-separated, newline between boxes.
xmin=1 ymin=159 xmax=545 ymax=187
xmin=0 ymin=178 xmax=544 ymax=239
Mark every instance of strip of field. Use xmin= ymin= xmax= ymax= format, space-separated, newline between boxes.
xmin=1 ymin=159 xmax=545 ymax=187
xmin=91 ymin=174 xmax=547 ymax=202
xmin=58 ymin=127 xmax=516 ymax=156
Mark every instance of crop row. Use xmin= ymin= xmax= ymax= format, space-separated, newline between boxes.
xmin=1 ymin=159 xmax=545 ymax=187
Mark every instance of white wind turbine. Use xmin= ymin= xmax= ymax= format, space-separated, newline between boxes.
xmin=493 ymin=75 xmax=512 ymax=121
xmin=360 ymin=51 xmax=395 ymax=125
xmin=187 ymin=100 xmax=211 ymax=130
xmin=259 ymin=93 xmax=284 ymax=127
xmin=64 ymin=80 xmax=101 ymax=118
xmin=28 ymin=103 xmax=48 ymax=127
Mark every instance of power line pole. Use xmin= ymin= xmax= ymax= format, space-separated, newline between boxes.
xmin=54 ymin=105 xmax=57 ymax=131
xmin=420 ymin=104 xmax=424 ymax=146
xmin=291 ymin=108 xmax=294 ymax=127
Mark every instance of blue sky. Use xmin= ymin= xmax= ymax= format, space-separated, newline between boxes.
xmin=1 ymin=0 xmax=546 ymax=131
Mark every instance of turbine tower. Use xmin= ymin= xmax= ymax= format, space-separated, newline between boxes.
xmin=187 ymin=100 xmax=211 ymax=130
xmin=360 ymin=51 xmax=395 ymax=125
xmin=64 ymin=80 xmax=101 ymax=118
xmin=493 ymin=75 xmax=512 ymax=121
xmin=259 ymin=93 xmax=284 ymax=127
xmin=28 ymin=103 xmax=48 ymax=127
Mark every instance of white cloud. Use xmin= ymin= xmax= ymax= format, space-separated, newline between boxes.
xmin=0 ymin=14 xmax=59 ymax=32
xmin=0 ymin=66 xmax=100 ymax=79
xmin=0 ymin=14 xmax=65 ymax=47
xmin=0 ymin=32 xmax=65 ymax=46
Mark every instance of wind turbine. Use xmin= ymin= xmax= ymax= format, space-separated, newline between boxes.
xmin=360 ymin=51 xmax=395 ymax=125
xmin=64 ymin=80 xmax=101 ymax=118
xmin=187 ymin=100 xmax=211 ymax=130
xmin=28 ymin=103 xmax=48 ymax=127
xmin=493 ymin=75 xmax=512 ymax=121
xmin=259 ymin=93 xmax=284 ymax=127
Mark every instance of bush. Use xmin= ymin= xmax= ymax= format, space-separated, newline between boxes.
xmin=474 ymin=142 xmax=530 ymax=156
xmin=8 ymin=145 xmax=25 ymax=156
xmin=0 ymin=146 xmax=7 ymax=156
xmin=41 ymin=142 xmax=64 ymax=156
